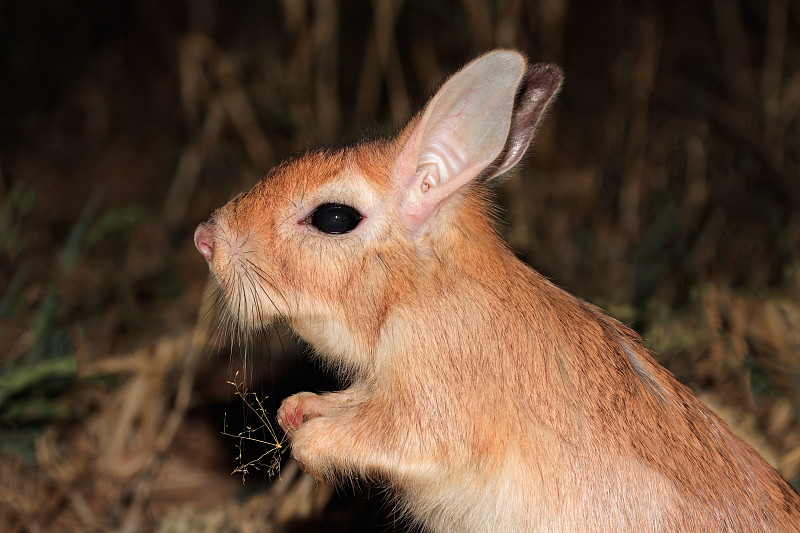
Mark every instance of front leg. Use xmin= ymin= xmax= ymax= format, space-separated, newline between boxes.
xmin=277 ymin=389 xmax=423 ymax=483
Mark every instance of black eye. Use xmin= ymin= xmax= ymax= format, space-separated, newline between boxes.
xmin=309 ymin=203 xmax=363 ymax=234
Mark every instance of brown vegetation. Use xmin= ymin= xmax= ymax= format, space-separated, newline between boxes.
xmin=1 ymin=1 xmax=798 ymax=531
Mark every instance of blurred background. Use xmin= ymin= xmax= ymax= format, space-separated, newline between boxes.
xmin=1 ymin=0 xmax=799 ymax=531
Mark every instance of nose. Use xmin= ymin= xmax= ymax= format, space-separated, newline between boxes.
xmin=194 ymin=222 xmax=215 ymax=262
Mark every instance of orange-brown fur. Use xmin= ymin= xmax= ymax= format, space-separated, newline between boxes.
xmin=197 ymin=51 xmax=800 ymax=531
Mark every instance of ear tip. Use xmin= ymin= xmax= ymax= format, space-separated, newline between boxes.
xmin=484 ymin=51 xmax=564 ymax=92
xmin=529 ymin=63 xmax=565 ymax=81
xmin=482 ymin=48 xmax=523 ymax=59
xmin=525 ymin=63 xmax=565 ymax=94
xmin=477 ymin=49 xmax=526 ymax=73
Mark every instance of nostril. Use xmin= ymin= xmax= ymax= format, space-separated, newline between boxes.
xmin=194 ymin=223 xmax=215 ymax=262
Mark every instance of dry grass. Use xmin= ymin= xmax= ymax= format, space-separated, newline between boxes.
xmin=1 ymin=1 xmax=799 ymax=531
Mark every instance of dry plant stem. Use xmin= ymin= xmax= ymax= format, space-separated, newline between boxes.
xmin=163 ymin=98 xmax=225 ymax=230
xmin=354 ymin=31 xmax=383 ymax=122
xmin=67 ymin=489 xmax=97 ymax=530
xmin=116 ymin=328 xmax=206 ymax=532
xmin=712 ymin=1 xmax=753 ymax=105
xmin=164 ymin=35 xmax=224 ymax=229
xmin=779 ymin=68 xmax=800 ymax=125
xmin=355 ymin=0 xmax=408 ymax=125
xmin=536 ymin=0 xmax=568 ymax=61
xmin=494 ymin=0 xmax=521 ymax=48
xmin=460 ymin=0 xmax=493 ymax=50
xmin=761 ymin=0 xmax=788 ymax=167
xmin=370 ymin=0 xmax=409 ymax=122
xmin=164 ymin=34 xmax=274 ymax=230
xmin=279 ymin=0 xmax=342 ymax=141
xmin=215 ymin=58 xmax=274 ymax=170
xmin=696 ymin=85 xmax=782 ymax=174
xmin=222 ymin=374 xmax=286 ymax=481
xmin=281 ymin=0 xmax=311 ymax=84
xmin=682 ymin=125 xmax=709 ymax=224
xmin=619 ymin=10 xmax=660 ymax=235
xmin=280 ymin=0 xmax=317 ymax=147
xmin=409 ymin=36 xmax=442 ymax=94
xmin=311 ymin=0 xmax=341 ymax=140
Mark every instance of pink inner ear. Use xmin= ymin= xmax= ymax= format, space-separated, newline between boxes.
xmin=394 ymin=51 xmax=526 ymax=230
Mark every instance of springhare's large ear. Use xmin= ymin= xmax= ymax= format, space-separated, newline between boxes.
xmin=394 ymin=50 xmax=563 ymax=229
xmin=478 ymin=63 xmax=563 ymax=181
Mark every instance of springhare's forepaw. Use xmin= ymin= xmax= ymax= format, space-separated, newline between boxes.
xmin=277 ymin=392 xmax=327 ymax=438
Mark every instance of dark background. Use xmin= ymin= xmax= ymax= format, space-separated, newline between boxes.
xmin=2 ymin=0 xmax=799 ymax=531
